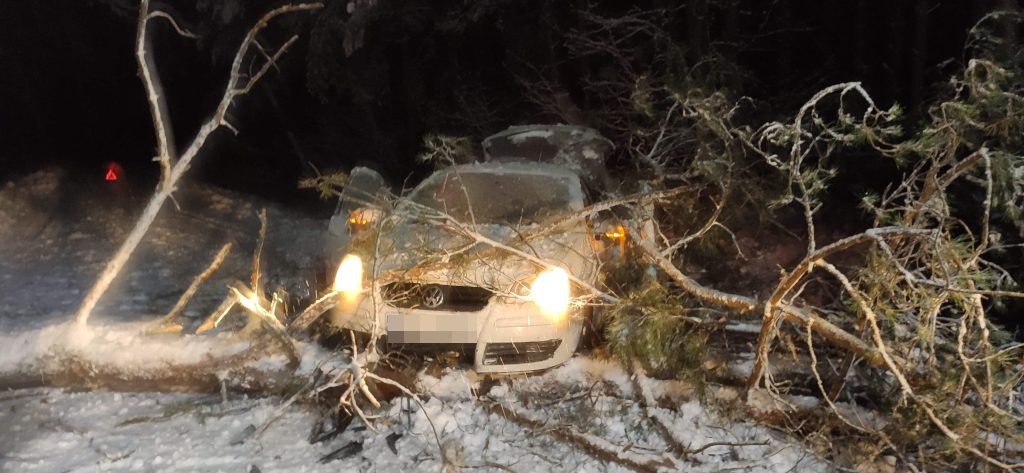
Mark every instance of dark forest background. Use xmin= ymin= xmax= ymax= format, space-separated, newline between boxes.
xmin=0 ymin=0 xmax=1016 ymax=206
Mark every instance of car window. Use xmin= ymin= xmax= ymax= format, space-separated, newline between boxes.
xmin=327 ymin=167 xmax=387 ymax=258
xmin=409 ymin=171 xmax=578 ymax=225
xmin=335 ymin=167 xmax=388 ymax=217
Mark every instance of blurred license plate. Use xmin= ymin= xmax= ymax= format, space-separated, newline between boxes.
xmin=387 ymin=313 xmax=477 ymax=343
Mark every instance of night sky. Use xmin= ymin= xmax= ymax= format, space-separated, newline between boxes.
xmin=0 ymin=0 xmax=1007 ymax=204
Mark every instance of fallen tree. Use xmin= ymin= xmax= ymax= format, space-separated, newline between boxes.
xmin=0 ymin=334 xmax=302 ymax=395
xmin=508 ymin=7 xmax=1024 ymax=470
xmin=72 ymin=0 xmax=324 ymax=326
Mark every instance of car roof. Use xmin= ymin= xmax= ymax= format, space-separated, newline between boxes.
xmin=413 ymin=161 xmax=586 ymax=207
xmin=482 ymin=125 xmax=613 ymax=162
xmin=441 ymin=160 xmax=583 ymax=181
xmin=480 ymin=125 xmax=613 ymax=193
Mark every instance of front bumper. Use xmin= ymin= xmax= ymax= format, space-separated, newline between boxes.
xmin=328 ymin=292 xmax=583 ymax=374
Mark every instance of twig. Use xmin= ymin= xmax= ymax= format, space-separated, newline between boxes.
xmin=229 ymin=287 xmax=301 ymax=369
xmin=252 ymin=209 xmax=267 ymax=300
xmin=631 ymin=361 xmax=687 ymax=458
xmin=661 ymin=192 xmax=727 ymax=258
xmin=230 ymin=287 xmax=286 ymax=330
xmin=234 ymin=35 xmax=300 ymax=96
xmin=288 ymin=291 xmax=340 ymax=332
xmin=633 ymin=217 xmax=901 ymax=374
xmin=633 ymin=361 xmax=770 ymax=459
xmin=747 ymin=227 xmax=933 ymax=391
xmin=380 ymin=186 xmax=691 ymax=287
xmin=196 ymin=292 xmax=238 ymax=334
xmin=364 ymin=372 xmax=446 ymax=459
xmin=144 ymin=11 xmax=198 ymax=38
xmin=398 ymin=200 xmax=618 ymax=303
xmin=252 ymin=41 xmax=279 ymax=72
xmin=254 ymin=381 xmax=311 ymax=438
xmin=685 ymin=439 xmax=770 ymax=457
xmin=161 ymin=243 xmax=232 ymax=325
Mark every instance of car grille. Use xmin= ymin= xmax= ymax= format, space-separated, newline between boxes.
xmin=382 ymin=283 xmax=493 ymax=312
xmin=482 ymin=340 xmax=562 ymax=366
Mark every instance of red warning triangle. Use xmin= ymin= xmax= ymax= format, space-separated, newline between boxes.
xmin=105 ymin=169 xmax=117 ymax=181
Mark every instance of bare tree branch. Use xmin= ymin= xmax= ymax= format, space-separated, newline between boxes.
xmin=252 ymin=209 xmax=267 ymax=300
xmin=160 ymin=242 xmax=232 ymax=325
xmin=288 ymin=291 xmax=340 ymax=332
xmin=634 ymin=235 xmax=757 ymax=311
xmin=145 ymin=11 xmax=198 ymax=38
xmin=817 ymin=260 xmax=1024 ymax=472
xmin=73 ymin=1 xmax=323 ymax=325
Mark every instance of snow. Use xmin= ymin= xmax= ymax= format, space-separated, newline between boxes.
xmin=0 ymin=345 xmax=827 ymax=473
xmin=746 ymin=389 xmax=820 ymax=414
xmin=415 ymin=368 xmax=479 ymax=400
xmin=0 ymin=169 xmax=326 ymax=333
xmin=0 ymin=389 xmax=341 ymax=473
xmin=0 ymin=169 xmax=828 ymax=472
xmin=507 ymin=130 xmax=555 ymax=143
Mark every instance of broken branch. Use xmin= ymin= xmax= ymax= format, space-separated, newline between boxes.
xmin=288 ymin=291 xmax=340 ymax=332
xmin=161 ymin=242 xmax=232 ymax=325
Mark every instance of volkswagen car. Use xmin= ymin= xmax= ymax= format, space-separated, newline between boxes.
xmin=324 ymin=126 xmax=613 ymax=374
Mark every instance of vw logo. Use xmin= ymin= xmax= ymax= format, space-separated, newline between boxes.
xmin=422 ymin=285 xmax=445 ymax=308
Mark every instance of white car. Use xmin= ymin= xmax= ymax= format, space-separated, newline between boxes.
xmin=325 ymin=126 xmax=612 ymax=374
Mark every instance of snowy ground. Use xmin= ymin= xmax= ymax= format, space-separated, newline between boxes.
xmin=0 ymin=170 xmax=828 ymax=473
xmin=1 ymin=357 xmax=826 ymax=473
xmin=0 ymin=168 xmax=327 ymax=332
xmin=0 ymin=318 xmax=829 ymax=473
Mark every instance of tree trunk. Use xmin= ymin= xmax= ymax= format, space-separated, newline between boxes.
xmin=75 ymin=188 xmax=175 ymax=323
xmin=0 ymin=336 xmax=301 ymax=394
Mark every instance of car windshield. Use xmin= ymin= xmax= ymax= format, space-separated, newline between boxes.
xmin=409 ymin=170 xmax=578 ymax=225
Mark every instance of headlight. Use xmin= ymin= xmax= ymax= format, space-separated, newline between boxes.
xmin=334 ymin=254 xmax=364 ymax=297
xmin=531 ymin=268 xmax=570 ymax=320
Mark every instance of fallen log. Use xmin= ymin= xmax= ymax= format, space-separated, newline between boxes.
xmin=0 ymin=335 xmax=303 ymax=395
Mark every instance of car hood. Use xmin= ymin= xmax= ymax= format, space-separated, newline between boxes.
xmin=375 ymin=219 xmax=595 ymax=290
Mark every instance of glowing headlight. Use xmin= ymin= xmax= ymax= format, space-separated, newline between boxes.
xmin=334 ymin=254 xmax=364 ymax=297
xmin=531 ymin=267 xmax=570 ymax=319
